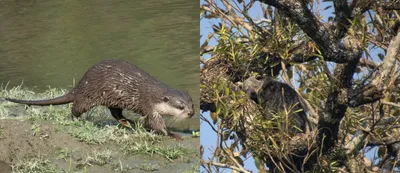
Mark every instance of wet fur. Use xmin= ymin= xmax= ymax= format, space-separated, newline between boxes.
xmin=6 ymin=59 xmax=194 ymax=139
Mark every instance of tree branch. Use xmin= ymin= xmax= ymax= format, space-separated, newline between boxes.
xmin=348 ymin=84 xmax=383 ymax=107
xmin=200 ymin=160 xmax=251 ymax=173
xmin=368 ymin=138 xmax=400 ymax=146
xmin=200 ymin=46 xmax=215 ymax=56
xmin=257 ymin=0 xmax=359 ymax=63
xmin=358 ymin=58 xmax=381 ymax=69
xmin=381 ymin=2 xmax=400 ymax=10
xmin=333 ymin=0 xmax=352 ymax=40
xmin=372 ymin=32 xmax=400 ymax=86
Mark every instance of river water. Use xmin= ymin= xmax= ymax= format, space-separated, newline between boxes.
xmin=0 ymin=0 xmax=199 ymax=130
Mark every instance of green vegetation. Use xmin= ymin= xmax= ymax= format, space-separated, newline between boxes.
xmin=110 ymin=162 xmax=160 ymax=172
xmin=179 ymin=164 xmax=200 ymax=173
xmin=56 ymin=147 xmax=74 ymax=161
xmin=191 ymin=131 xmax=200 ymax=138
xmin=123 ymin=142 xmax=195 ymax=161
xmin=12 ymin=156 xmax=58 ymax=173
xmin=0 ymin=127 xmax=4 ymax=139
xmin=1 ymin=85 xmax=198 ymax=172
xmin=84 ymin=150 xmax=113 ymax=166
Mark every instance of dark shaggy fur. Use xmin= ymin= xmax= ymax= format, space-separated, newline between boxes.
xmin=6 ymin=59 xmax=194 ymax=139
xmin=242 ymin=76 xmax=309 ymax=133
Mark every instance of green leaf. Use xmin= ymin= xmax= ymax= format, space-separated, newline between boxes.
xmin=224 ymin=87 xmax=230 ymax=96
xmin=210 ymin=112 xmax=218 ymax=125
xmin=200 ymin=8 xmax=205 ymax=17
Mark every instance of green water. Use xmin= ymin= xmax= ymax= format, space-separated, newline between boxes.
xmin=0 ymin=0 xmax=199 ymax=130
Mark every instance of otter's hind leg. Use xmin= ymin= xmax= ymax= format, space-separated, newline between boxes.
xmin=146 ymin=114 xmax=182 ymax=140
xmin=71 ymin=100 xmax=93 ymax=121
xmin=108 ymin=107 xmax=135 ymax=127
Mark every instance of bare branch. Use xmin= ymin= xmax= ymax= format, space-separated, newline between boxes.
xmin=345 ymin=130 xmax=368 ymax=155
xmin=372 ymin=32 xmax=400 ymax=86
xmin=382 ymin=101 xmax=400 ymax=108
xmin=368 ymin=138 xmax=400 ymax=146
xmin=374 ymin=116 xmax=400 ymax=126
xmin=200 ymin=160 xmax=251 ymax=173
xmin=348 ymin=84 xmax=383 ymax=107
xmin=200 ymin=46 xmax=215 ymax=56
xmin=254 ymin=18 xmax=272 ymax=24
xmin=365 ymin=33 xmax=388 ymax=50
xmin=200 ymin=56 xmax=207 ymax=64
xmin=381 ymin=2 xmax=400 ymax=10
xmin=359 ymin=58 xmax=381 ymax=69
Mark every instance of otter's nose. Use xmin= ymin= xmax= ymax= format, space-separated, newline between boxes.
xmin=188 ymin=110 xmax=194 ymax=117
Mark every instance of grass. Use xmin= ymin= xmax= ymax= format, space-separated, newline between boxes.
xmin=0 ymin=84 xmax=198 ymax=172
xmin=0 ymin=127 xmax=4 ymax=139
xmin=179 ymin=164 xmax=200 ymax=173
xmin=135 ymin=163 xmax=160 ymax=172
xmin=58 ymin=121 xmax=109 ymax=144
xmin=56 ymin=147 xmax=74 ymax=161
xmin=192 ymin=131 xmax=200 ymax=138
xmin=84 ymin=150 xmax=113 ymax=166
xmin=30 ymin=124 xmax=41 ymax=136
xmin=12 ymin=156 xmax=58 ymax=173
xmin=123 ymin=142 xmax=195 ymax=161
xmin=111 ymin=161 xmax=160 ymax=172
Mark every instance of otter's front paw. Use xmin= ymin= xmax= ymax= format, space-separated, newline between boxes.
xmin=118 ymin=119 xmax=130 ymax=127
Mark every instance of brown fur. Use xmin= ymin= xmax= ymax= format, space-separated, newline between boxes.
xmin=6 ymin=59 xmax=195 ymax=140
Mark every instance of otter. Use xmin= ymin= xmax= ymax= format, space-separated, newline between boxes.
xmin=5 ymin=59 xmax=195 ymax=140
xmin=242 ymin=75 xmax=309 ymax=133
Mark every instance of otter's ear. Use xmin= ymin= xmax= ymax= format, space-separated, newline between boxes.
xmin=255 ymin=74 xmax=263 ymax=80
xmin=162 ymin=96 xmax=169 ymax=102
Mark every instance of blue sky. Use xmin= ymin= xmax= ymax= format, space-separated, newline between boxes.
xmin=200 ymin=1 xmax=382 ymax=172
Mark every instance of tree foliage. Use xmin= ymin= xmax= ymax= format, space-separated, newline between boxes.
xmin=200 ymin=0 xmax=400 ymax=172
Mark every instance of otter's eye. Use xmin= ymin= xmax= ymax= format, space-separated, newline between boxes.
xmin=177 ymin=105 xmax=184 ymax=110
xmin=162 ymin=96 xmax=169 ymax=102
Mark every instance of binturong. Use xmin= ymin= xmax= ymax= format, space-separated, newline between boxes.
xmin=5 ymin=59 xmax=195 ymax=140
xmin=242 ymin=75 xmax=310 ymax=134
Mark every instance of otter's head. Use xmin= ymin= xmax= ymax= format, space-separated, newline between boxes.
xmin=242 ymin=75 xmax=264 ymax=101
xmin=153 ymin=89 xmax=195 ymax=119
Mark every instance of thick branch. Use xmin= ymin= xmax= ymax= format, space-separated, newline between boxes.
xmin=318 ymin=59 xmax=360 ymax=152
xmin=333 ymin=0 xmax=352 ymax=40
xmin=257 ymin=0 xmax=358 ymax=63
xmin=348 ymin=84 xmax=383 ymax=107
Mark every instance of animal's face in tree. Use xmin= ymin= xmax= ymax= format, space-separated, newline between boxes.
xmin=242 ymin=75 xmax=264 ymax=101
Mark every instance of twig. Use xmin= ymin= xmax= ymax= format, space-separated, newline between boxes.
xmin=368 ymin=139 xmax=400 ymax=146
xmin=200 ymin=160 xmax=252 ymax=173
xmin=200 ymin=46 xmax=215 ymax=56
xmin=255 ymin=18 xmax=272 ymax=24
xmin=382 ymin=101 xmax=400 ymax=108
xmin=200 ymin=114 xmax=219 ymax=134
xmin=359 ymin=58 xmax=381 ymax=69
xmin=201 ymin=56 xmax=207 ymax=64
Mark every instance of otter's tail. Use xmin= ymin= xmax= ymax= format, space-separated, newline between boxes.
xmin=5 ymin=92 xmax=75 ymax=106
